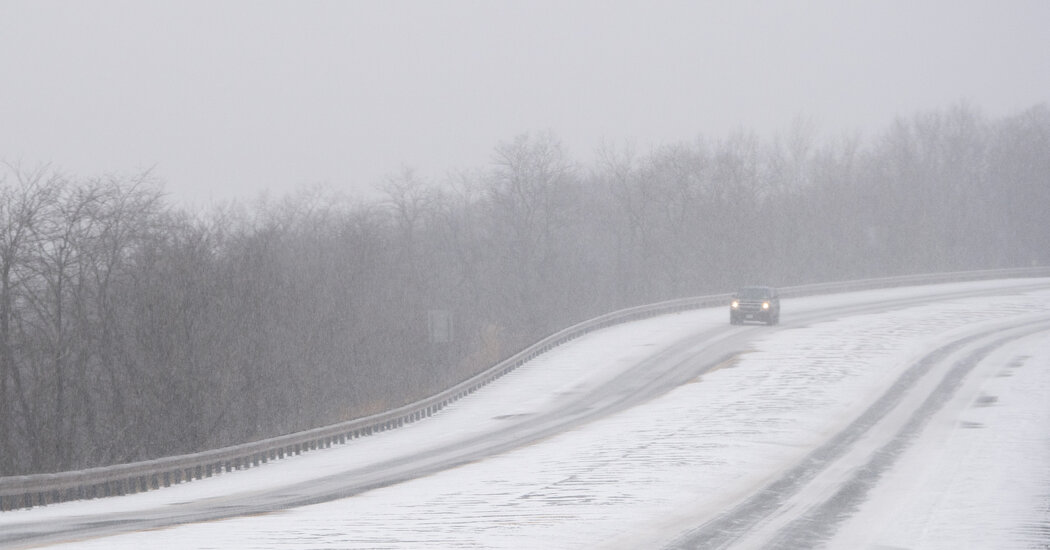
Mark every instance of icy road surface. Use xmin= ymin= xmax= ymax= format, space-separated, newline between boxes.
xmin=2 ymin=279 xmax=1049 ymax=549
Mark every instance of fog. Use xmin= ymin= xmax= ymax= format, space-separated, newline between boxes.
xmin=1 ymin=0 xmax=1049 ymax=479
xmin=2 ymin=1 xmax=1048 ymax=206
xmin=2 ymin=102 xmax=1048 ymax=475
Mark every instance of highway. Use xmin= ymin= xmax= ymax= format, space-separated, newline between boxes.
xmin=2 ymin=278 xmax=1049 ymax=549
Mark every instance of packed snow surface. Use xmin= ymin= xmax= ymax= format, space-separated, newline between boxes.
xmin=3 ymin=279 xmax=1049 ymax=549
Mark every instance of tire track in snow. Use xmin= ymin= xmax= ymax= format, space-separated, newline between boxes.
xmin=665 ymin=317 xmax=1050 ymax=550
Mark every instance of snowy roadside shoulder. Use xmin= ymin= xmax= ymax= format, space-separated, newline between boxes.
xmin=827 ymin=327 xmax=1050 ymax=550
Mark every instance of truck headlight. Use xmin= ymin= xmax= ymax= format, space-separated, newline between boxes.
xmin=731 ymin=300 xmax=739 ymax=309
xmin=762 ymin=301 xmax=770 ymax=310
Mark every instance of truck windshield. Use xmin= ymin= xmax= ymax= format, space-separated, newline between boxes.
xmin=736 ymin=288 xmax=771 ymax=299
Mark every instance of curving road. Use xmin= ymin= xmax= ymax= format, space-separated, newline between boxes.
xmin=2 ymin=278 xmax=1049 ymax=549
xmin=665 ymin=313 xmax=1050 ymax=549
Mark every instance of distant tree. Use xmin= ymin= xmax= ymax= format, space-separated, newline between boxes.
xmin=483 ymin=132 xmax=581 ymax=337
xmin=0 ymin=166 xmax=61 ymax=474
xmin=986 ymin=104 xmax=1050 ymax=267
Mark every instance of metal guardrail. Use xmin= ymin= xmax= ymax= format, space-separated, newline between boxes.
xmin=2 ymin=266 xmax=1049 ymax=511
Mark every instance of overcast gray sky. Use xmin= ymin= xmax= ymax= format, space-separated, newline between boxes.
xmin=2 ymin=0 xmax=1048 ymax=208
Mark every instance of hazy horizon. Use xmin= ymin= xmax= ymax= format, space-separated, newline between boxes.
xmin=2 ymin=1 xmax=1048 ymax=207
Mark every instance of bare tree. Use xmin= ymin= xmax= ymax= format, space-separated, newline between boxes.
xmin=485 ymin=132 xmax=580 ymax=336
xmin=0 ymin=165 xmax=62 ymax=473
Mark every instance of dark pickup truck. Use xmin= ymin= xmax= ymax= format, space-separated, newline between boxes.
xmin=729 ymin=286 xmax=780 ymax=325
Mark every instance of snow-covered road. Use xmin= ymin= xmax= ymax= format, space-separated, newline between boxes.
xmin=2 ymin=279 xmax=1049 ymax=549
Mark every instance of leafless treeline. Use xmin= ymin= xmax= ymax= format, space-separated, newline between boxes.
xmin=1 ymin=103 xmax=1047 ymax=475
